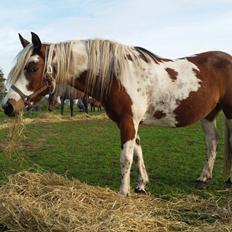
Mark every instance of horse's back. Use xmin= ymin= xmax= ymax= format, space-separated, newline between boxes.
xmin=124 ymin=51 xmax=232 ymax=127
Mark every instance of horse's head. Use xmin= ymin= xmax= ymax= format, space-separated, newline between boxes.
xmin=2 ymin=32 xmax=54 ymax=117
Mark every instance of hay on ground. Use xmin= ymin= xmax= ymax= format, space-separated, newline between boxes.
xmin=38 ymin=112 xmax=108 ymax=121
xmin=0 ymin=172 xmax=232 ymax=232
xmin=3 ymin=114 xmax=26 ymax=161
xmin=0 ymin=113 xmax=109 ymax=130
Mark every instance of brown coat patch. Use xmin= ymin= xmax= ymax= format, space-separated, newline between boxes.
xmin=165 ymin=68 xmax=178 ymax=81
xmin=174 ymin=51 xmax=232 ymax=126
xmin=153 ymin=111 xmax=166 ymax=119
xmin=135 ymin=138 xmax=140 ymax=145
xmin=75 ymin=73 xmax=136 ymax=147
xmin=24 ymin=45 xmax=50 ymax=103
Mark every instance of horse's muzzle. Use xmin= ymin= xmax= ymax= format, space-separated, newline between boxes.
xmin=2 ymin=101 xmax=16 ymax=117
xmin=2 ymin=99 xmax=24 ymax=117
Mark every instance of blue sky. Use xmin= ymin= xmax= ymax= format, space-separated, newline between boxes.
xmin=1 ymin=0 xmax=232 ymax=75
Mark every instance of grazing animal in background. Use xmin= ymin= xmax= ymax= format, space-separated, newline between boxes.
xmin=76 ymin=98 xmax=85 ymax=112
xmin=48 ymin=84 xmax=86 ymax=116
xmin=3 ymin=32 xmax=232 ymax=195
xmin=89 ymin=97 xmax=102 ymax=112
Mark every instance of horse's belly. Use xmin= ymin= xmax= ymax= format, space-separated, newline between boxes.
xmin=141 ymin=114 xmax=177 ymax=128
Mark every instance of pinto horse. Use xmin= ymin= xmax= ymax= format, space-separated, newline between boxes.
xmin=48 ymin=84 xmax=86 ymax=116
xmin=3 ymin=32 xmax=232 ymax=195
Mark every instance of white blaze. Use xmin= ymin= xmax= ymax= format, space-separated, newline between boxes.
xmin=2 ymin=55 xmax=39 ymax=104
xmin=28 ymin=54 xmax=40 ymax=63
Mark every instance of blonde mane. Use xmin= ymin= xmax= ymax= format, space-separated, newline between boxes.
xmin=46 ymin=39 xmax=147 ymax=99
xmin=84 ymin=39 xmax=140 ymax=99
xmin=7 ymin=44 xmax=34 ymax=89
xmin=8 ymin=39 xmax=153 ymax=99
xmin=45 ymin=41 xmax=76 ymax=85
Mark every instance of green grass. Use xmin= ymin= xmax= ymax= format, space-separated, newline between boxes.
xmin=0 ymin=108 xmax=229 ymax=199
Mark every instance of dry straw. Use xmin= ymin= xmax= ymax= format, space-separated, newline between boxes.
xmin=0 ymin=114 xmax=231 ymax=231
xmin=3 ymin=114 xmax=27 ymax=169
xmin=0 ymin=171 xmax=231 ymax=232
xmin=0 ymin=113 xmax=109 ymax=130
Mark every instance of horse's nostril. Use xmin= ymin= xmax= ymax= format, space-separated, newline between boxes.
xmin=3 ymin=102 xmax=15 ymax=117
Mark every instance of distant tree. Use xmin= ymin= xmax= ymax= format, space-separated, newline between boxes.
xmin=0 ymin=69 xmax=6 ymax=101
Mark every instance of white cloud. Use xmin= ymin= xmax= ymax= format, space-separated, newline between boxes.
xmin=1 ymin=0 xmax=232 ymax=76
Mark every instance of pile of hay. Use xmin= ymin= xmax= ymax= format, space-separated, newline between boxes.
xmin=0 ymin=172 xmax=182 ymax=232
xmin=0 ymin=171 xmax=231 ymax=232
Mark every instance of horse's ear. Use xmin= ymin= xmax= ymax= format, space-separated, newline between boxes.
xmin=31 ymin=32 xmax=41 ymax=52
xmin=18 ymin=33 xmax=30 ymax=48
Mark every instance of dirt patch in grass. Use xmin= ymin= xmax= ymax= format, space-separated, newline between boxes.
xmin=0 ymin=171 xmax=231 ymax=232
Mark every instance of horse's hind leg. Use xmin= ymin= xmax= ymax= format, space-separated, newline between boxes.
xmin=196 ymin=119 xmax=219 ymax=189
xmin=133 ymin=134 xmax=149 ymax=193
xmin=224 ymin=118 xmax=232 ymax=187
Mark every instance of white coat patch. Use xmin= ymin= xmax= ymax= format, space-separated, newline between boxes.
xmin=28 ymin=54 xmax=40 ymax=63
xmin=3 ymin=72 xmax=33 ymax=104
xmin=3 ymin=55 xmax=40 ymax=105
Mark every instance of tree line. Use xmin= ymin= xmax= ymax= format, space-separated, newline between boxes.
xmin=0 ymin=69 xmax=6 ymax=101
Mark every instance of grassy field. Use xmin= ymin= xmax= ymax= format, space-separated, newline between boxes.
xmin=0 ymin=106 xmax=228 ymax=198
xmin=1 ymin=106 xmax=232 ymax=230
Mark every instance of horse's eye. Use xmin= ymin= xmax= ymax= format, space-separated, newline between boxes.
xmin=28 ymin=67 xmax=39 ymax=73
xmin=25 ymin=65 xmax=39 ymax=73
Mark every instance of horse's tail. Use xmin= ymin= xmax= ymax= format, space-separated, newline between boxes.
xmin=224 ymin=118 xmax=232 ymax=174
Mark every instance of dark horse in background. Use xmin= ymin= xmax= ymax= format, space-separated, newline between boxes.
xmin=3 ymin=32 xmax=232 ymax=195
xmin=48 ymin=85 xmax=88 ymax=116
xmin=89 ymin=97 xmax=102 ymax=112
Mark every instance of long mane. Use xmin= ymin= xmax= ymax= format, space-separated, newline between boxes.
xmin=45 ymin=39 xmax=147 ymax=99
xmin=7 ymin=44 xmax=34 ymax=89
xmin=45 ymin=41 xmax=76 ymax=86
xmin=8 ymin=39 xmax=158 ymax=99
xmin=84 ymin=39 xmax=142 ymax=99
xmin=46 ymin=39 xmax=163 ymax=99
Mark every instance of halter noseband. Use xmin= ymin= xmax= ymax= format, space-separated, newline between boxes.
xmin=11 ymin=71 xmax=55 ymax=109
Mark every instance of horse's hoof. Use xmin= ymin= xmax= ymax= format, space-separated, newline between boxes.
xmin=225 ymin=178 xmax=232 ymax=188
xmin=134 ymin=187 xmax=147 ymax=194
xmin=195 ymin=180 xmax=208 ymax=189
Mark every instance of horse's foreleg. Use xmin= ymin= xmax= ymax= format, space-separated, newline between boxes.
xmin=133 ymin=134 xmax=149 ymax=193
xmin=119 ymin=116 xmax=137 ymax=196
xmin=196 ymin=119 xmax=219 ymax=188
